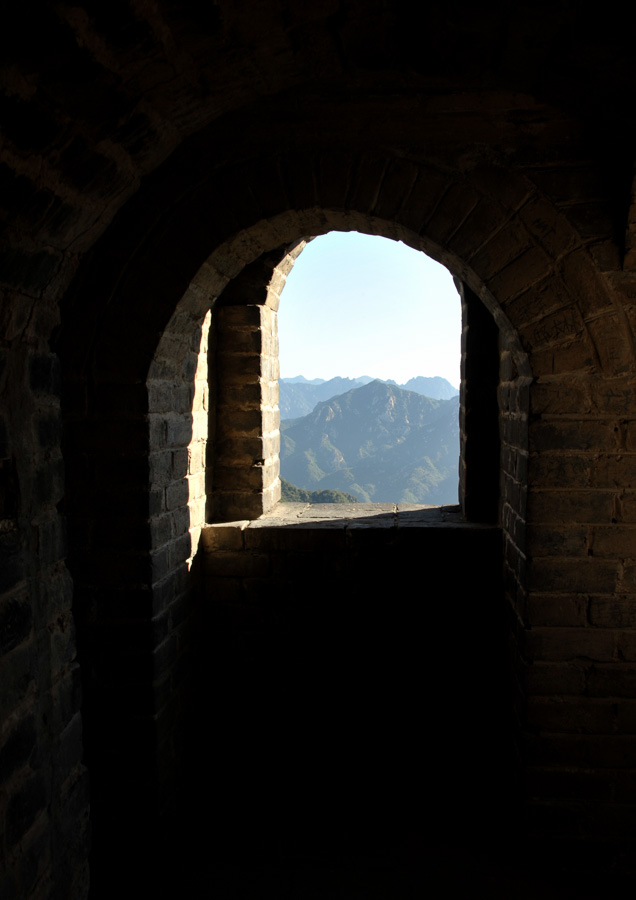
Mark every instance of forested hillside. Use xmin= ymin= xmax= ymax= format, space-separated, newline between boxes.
xmin=280 ymin=380 xmax=459 ymax=505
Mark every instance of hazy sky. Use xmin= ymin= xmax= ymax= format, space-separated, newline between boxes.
xmin=277 ymin=231 xmax=461 ymax=388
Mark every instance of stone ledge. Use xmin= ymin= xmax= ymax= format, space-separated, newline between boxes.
xmin=205 ymin=503 xmax=500 ymax=530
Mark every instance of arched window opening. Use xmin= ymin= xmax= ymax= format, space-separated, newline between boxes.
xmin=277 ymin=232 xmax=461 ymax=507
xmin=205 ymin=230 xmax=503 ymax=526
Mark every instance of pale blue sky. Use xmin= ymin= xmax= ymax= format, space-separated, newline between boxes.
xmin=278 ymin=232 xmax=461 ymax=388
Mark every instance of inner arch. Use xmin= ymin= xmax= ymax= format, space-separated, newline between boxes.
xmin=276 ymin=231 xmax=462 ymax=506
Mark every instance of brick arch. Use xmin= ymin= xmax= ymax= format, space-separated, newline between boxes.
xmin=63 ymin=148 xmax=628 ymax=389
xmin=160 ymin=207 xmax=530 ymax=646
xmin=6 ymin=6 xmax=636 ymax=892
xmin=188 ymin=217 xmax=526 ymax=519
xmin=56 ymin=147 xmax=635 ymax=878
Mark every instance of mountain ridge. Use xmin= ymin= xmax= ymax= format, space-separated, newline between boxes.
xmin=279 ymin=374 xmax=458 ymax=419
xmin=280 ymin=379 xmax=459 ymax=505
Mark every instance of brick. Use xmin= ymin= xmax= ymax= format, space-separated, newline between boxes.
xmin=500 ymin=415 xmax=527 ymax=449
xmin=527 ymin=593 xmax=587 ymax=627
xmin=530 ymin=418 xmax=617 ymax=453
xmin=213 ymin=491 xmax=266 ymax=522
xmin=618 ymin=563 xmax=636 ymax=592
xmin=165 ymin=416 xmax=193 ymax=449
xmin=245 ymin=524 xmax=346 ymax=552
xmin=215 ymin=434 xmax=278 ymax=465
xmin=187 ymin=443 xmax=205 ymax=475
xmin=614 ymin=493 xmax=636 ymax=523
xmin=216 ymin=408 xmax=264 ymax=438
xmin=447 ymin=196 xmax=507 ymax=260
xmin=218 ymin=304 xmax=264 ymax=330
xmin=502 ymin=504 xmax=526 ymax=548
xmin=165 ymin=479 xmax=189 ymax=511
xmin=526 ymin=627 xmax=616 ymax=662
xmin=529 ymin=558 xmax=618 ymax=593
xmin=529 ymin=453 xmax=636 ymax=491
xmin=213 ymin=463 xmax=266 ymax=491
xmin=587 ymin=314 xmax=633 ymax=376
xmin=204 ymin=550 xmax=270 ymax=578
xmin=587 ymin=664 xmax=636 ymax=698
xmin=529 ymin=340 xmax=597 ymax=377
xmin=525 ymin=733 xmax=636 ymax=769
xmin=188 ymin=499 xmax=206 ymax=531
xmin=525 ymin=661 xmax=587 ymax=696
xmin=467 ymin=210 xmax=528 ymax=272
xmin=527 ymin=489 xmax=615 ymax=524
xmin=588 ymin=596 xmax=636 ymax=628
xmin=591 ymin=525 xmax=636 ymax=558
xmin=588 ymin=381 xmax=636 ymax=417
xmin=147 ymin=381 xmax=174 ymax=413
xmin=150 ymin=513 xmax=173 ymax=550
xmin=527 ymin=525 xmax=588 ymax=557
xmin=506 ymin=277 xmax=573 ymax=329
xmin=527 ymin=697 xmax=616 ymax=734
xmin=186 ymin=467 xmax=205 ymax=499
xmin=518 ymin=195 xmax=578 ymax=258
xmin=616 ymin=631 xmax=636 ymax=662
xmin=150 ymin=546 xmax=170 ymax=582
xmin=501 ymin=471 xmax=523 ymax=511
xmin=559 ymin=248 xmax=612 ymax=319
xmin=167 ymin=533 xmax=192 ymax=571
xmin=490 ymin=247 xmax=552 ymax=303
xmin=530 ymin=380 xmax=591 ymax=416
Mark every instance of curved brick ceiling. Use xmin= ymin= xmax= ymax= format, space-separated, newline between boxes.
xmin=0 ymin=1 xmax=632 ymax=267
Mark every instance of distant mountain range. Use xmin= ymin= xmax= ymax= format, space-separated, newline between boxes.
xmin=280 ymin=379 xmax=459 ymax=505
xmin=279 ymin=375 xmax=458 ymax=419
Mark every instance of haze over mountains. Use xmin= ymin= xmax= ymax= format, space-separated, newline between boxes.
xmin=280 ymin=378 xmax=459 ymax=505
xmin=280 ymin=374 xmax=458 ymax=419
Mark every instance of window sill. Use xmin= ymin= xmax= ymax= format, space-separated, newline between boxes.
xmin=207 ymin=502 xmax=499 ymax=531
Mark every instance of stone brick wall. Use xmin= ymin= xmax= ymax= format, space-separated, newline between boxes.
xmin=208 ymin=242 xmax=306 ymax=521
xmin=1 ymin=350 xmax=89 ymax=898
xmin=56 ymin=171 xmax=635 ymax=877
xmin=211 ymin=303 xmax=280 ymax=520
xmin=194 ymin=508 xmax=512 ymax=857
xmin=2 ymin=3 xmax=636 ymax=894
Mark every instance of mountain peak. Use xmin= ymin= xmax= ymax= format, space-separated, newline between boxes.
xmin=280 ymin=379 xmax=459 ymax=505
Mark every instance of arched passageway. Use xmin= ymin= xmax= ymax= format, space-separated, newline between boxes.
xmin=55 ymin=146 xmax=611 ymax=887
xmin=4 ymin=6 xmax=636 ymax=895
